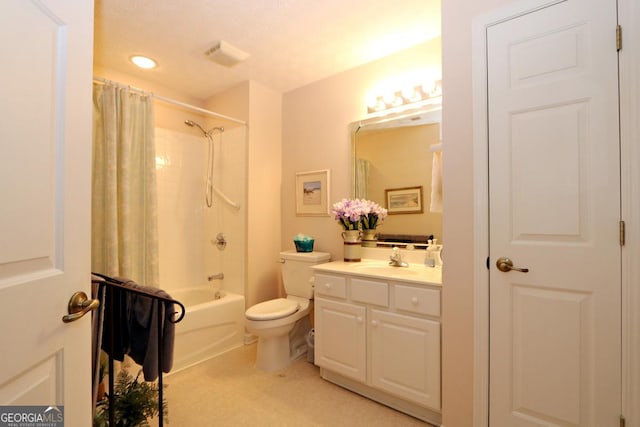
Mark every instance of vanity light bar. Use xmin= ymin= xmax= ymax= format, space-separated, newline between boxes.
xmin=367 ymin=80 xmax=442 ymax=114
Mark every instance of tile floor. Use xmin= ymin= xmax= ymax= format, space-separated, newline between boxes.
xmin=159 ymin=343 xmax=434 ymax=426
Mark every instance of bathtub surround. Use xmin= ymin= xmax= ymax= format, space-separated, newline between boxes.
xmin=155 ymin=126 xmax=246 ymax=297
xmin=92 ymin=82 xmax=159 ymax=287
xmin=154 ymin=124 xmax=247 ymax=369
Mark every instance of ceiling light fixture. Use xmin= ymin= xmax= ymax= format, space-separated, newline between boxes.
xmin=130 ymin=55 xmax=157 ymax=69
xmin=205 ymin=41 xmax=250 ymax=67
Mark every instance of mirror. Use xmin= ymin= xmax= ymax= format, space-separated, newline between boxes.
xmin=351 ymin=104 xmax=442 ymax=246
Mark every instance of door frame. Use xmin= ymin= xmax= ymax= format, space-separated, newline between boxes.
xmin=471 ymin=0 xmax=640 ymax=425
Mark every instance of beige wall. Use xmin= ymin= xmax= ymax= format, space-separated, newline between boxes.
xmin=207 ymin=81 xmax=283 ymax=307
xmin=282 ymin=39 xmax=441 ymax=260
xmin=247 ymin=81 xmax=283 ymax=305
xmin=441 ymin=1 xmax=510 ymax=426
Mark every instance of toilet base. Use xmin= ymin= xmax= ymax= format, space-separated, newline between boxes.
xmin=254 ymin=317 xmax=310 ymax=372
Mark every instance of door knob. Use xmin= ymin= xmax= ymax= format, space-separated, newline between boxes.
xmin=496 ymin=257 xmax=529 ymax=273
xmin=62 ymin=291 xmax=100 ymax=323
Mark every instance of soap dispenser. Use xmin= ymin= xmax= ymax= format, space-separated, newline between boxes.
xmin=424 ymin=240 xmax=436 ymax=267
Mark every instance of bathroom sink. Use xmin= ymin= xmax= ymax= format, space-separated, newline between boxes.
xmin=312 ymin=259 xmax=442 ymax=285
xmin=352 ymin=261 xmax=444 ymax=284
xmin=353 ymin=263 xmax=418 ymax=275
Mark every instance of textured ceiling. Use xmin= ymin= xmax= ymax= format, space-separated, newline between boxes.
xmin=94 ymin=0 xmax=441 ymax=100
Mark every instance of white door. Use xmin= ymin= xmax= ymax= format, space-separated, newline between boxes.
xmin=0 ymin=1 xmax=94 ymax=425
xmin=487 ymin=0 xmax=621 ymax=425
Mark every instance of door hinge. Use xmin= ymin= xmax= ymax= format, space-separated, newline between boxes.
xmin=617 ymin=25 xmax=622 ymax=51
xmin=486 ymin=256 xmax=490 ymax=270
xmin=620 ymin=414 xmax=626 ymax=427
xmin=620 ymin=220 xmax=626 ymax=246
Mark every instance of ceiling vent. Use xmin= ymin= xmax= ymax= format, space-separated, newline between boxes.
xmin=205 ymin=41 xmax=249 ymax=67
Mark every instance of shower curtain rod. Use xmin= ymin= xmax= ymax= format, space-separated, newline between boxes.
xmin=93 ymin=76 xmax=247 ymax=126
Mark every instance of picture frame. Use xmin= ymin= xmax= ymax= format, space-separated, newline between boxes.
xmin=295 ymin=169 xmax=330 ymax=216
xmin=385 ymin=186 xmax=423 ymax=214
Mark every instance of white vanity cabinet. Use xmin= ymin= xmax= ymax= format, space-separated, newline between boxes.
xmin=313 ymin=267 xmax=442 ymax=424
xmin=370 ymin=309 xmax=440 ymax=408
xmin=314 ymin=297 xmax=366 ymax=382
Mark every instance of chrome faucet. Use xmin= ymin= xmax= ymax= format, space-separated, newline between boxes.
xmin=389 ymin=247 xmax=409 ymax=267
xmin=207 ymin=272 xmax=224 ymax=281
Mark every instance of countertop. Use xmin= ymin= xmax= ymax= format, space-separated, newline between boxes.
xmin=312 ymin=260 xmax=442 ymax=286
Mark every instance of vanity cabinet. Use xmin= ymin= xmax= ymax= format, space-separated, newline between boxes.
xmin=313 ymin=269 xmax=442 ymax=424
xmin=314 ymin=297 xmax=366 ymax=382
xmin=370 ymin=309 xmax=440 ymax=408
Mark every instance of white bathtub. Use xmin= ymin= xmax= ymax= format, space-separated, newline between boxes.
xmin=168 ymin=286 xmax=245 ymax=374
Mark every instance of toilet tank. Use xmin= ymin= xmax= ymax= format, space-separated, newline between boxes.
xmin=280 ymin=250 xmax=330 ymax=298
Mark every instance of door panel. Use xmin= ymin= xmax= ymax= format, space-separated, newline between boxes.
xmin=370 ymin=309 xmax=440 ymax=409
xmin=511 ymin=102 xmax=588 ymax=240
xmin=487 ymin=0 xmax=621 ymax=425
xmin=0 ymin=1 xmax=93 ymax=424
xmin=314 ymin=297 xmax=366 ymax=382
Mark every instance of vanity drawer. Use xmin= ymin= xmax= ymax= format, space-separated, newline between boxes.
xmin=314 ymin=274 xmax=347 ymax=299
xmin=350 ymin=278 xmax=388 ymax=307
xmin=394 ymin=285 xmax=440 ymax=317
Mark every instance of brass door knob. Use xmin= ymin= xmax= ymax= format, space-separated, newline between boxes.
xmin=62 ymin=291 xmax=100 ymax=323
xmin=496 ymin=257 xmax=529 ymax=273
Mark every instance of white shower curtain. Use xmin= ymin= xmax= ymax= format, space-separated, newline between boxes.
xmin=91 ymin=83 xmax=159 ymax=287
xmin=355 ymin=158 xmax=370 ymax=199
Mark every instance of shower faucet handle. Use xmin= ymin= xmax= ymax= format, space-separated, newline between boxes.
xmin=213 ymin=232 xmax=227 ymax=250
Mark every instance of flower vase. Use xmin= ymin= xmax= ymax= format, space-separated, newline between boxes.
xmin=361 ymin=229 xmax=378 ymax=248
xmin=341 ymin=230 xmax=362 ymax=262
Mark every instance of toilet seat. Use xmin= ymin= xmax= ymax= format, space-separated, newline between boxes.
xmin=246 ymin=298 xmax=299 ymax=321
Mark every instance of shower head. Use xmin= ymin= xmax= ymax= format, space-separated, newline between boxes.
xmin=184 ymin=119 xmax=207 ymax=135
xmin=184 ymin=119 xmax=224 ymax=137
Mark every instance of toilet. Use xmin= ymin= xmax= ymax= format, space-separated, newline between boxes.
xmin=245 ymin=250 xmax=330 ymax=371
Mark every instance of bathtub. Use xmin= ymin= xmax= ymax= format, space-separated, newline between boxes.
xmin=168 ymin=286 xmax=245 ymax=374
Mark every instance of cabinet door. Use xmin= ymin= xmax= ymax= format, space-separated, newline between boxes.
xmin=315 ymin=297 xmax=366 ymax=382
xmin=370 ymin=310 xmax=441 ymax=409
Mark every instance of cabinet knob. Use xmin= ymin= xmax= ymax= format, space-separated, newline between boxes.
xmin=411 ymin=297 xmax=419 ymax=305
xmin=356 ymin=316 xmax=363 ymax=323
xmin=371 ymin=320 xmax=378 ymax=327
xmin=324 ymin=283 xmax=331 ymax=289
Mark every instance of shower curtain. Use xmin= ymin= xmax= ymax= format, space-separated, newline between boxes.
xmin=91 ymin=82 xmax=159 ymax=287
xmin=355 ymin=158 xmax=370 ymax=199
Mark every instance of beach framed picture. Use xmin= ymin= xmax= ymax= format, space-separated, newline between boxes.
xmin=385 ymin=186 xmax=423 ymax=214
xmin=295 ymin=169 xmax=330 ymax=216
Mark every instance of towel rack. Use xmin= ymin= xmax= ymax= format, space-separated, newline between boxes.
xmin=93 ymin=273 xmax=185 ymax=427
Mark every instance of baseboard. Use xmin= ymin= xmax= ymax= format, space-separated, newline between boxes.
xmin=244 ymin=332 xmax=257 ymax=345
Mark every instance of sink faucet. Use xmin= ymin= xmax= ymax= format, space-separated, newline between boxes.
xmin=389 ymin=247 xmax=409 ymax=267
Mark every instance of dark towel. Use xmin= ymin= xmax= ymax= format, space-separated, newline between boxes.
xmin=99 ymin=277 xmax=176 ymax=381
xmin=100 ymin=281 xmax=129 ymax=362
xmin=123 ymin=281 xmax=175 ymax=381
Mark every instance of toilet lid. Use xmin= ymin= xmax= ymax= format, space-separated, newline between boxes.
xmin=246 ymin=298 xmax=299 ymax=320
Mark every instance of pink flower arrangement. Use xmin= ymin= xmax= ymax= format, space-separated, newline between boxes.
xmin=331 ymin=198 xmax=388 ymax=230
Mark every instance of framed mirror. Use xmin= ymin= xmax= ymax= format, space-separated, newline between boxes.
xmin=350 ymin=103 xmax=442 ymax=247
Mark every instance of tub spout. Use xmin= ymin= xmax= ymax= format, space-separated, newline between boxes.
xmin=207 ymin=273 xmax=224 ymax=281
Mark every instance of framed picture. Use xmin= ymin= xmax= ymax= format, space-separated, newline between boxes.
xmin=295 ymin=169 xmax=330 ymax=216
xmin=385 ymin=186 xmax=423 ymax=214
